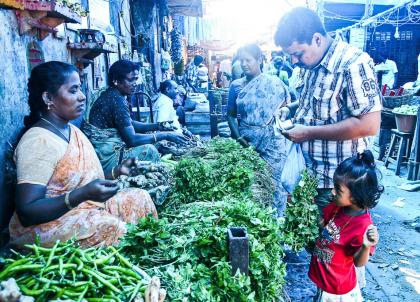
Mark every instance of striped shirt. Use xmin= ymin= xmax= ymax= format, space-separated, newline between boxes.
xmin=294 ymin=38 xmax=382 ymax=188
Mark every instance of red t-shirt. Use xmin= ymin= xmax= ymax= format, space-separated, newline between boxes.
xmin=308 ymin=203 xmax=375 ymax=295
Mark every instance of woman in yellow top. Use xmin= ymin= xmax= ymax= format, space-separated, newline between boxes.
xmin=10 ymin=61 xmax=157 ymax=248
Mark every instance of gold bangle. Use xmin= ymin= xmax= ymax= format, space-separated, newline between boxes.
xmin=111 ymin=166 xmax=117 ymax=179
xmin=64 ymin=191 xmax=73 ymax=210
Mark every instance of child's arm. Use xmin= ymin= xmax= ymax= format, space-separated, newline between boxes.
xmin=353 ymin=225 xmax=379 ymax=267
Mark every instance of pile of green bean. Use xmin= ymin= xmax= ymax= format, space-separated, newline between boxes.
xmin=0 ymin=241 xmax=150 ymax=302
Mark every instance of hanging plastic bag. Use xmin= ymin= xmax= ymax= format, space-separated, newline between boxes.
xmin=281 ymin=142 xmax=306 ymax=193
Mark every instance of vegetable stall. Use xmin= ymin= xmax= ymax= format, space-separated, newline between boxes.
xmin=0 ymin=138 xmax=318 ymax=301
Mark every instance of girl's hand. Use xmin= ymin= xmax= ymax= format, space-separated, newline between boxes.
xmin=118 ymin=157 xmax=139 ymax=176
xmin=363 ymin=224 xmax=379 ymax=247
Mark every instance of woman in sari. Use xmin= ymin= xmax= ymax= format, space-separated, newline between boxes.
xmin=82 ymin=60 xmax=187 ymax=171
xmin=227 ymin=44 xmax=290 ymax=216
xmin=10 ymin=61 xmax=157 ymax=248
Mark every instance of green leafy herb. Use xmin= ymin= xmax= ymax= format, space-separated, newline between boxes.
xmin=282 ymin=169 xmax=319 ymax=252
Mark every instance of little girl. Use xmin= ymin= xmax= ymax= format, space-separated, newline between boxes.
xmin=309 ymin=150 xmax=383 ymax=302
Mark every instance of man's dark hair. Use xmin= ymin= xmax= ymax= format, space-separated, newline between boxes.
xmin=193 ymin=55 xmax=204 ymax=66
xmin=274 ymin=7 xmax=327 ymax=48
xmin=108 ymin=60 xmax=140 ymax=87
xmin=159 ymin=79 xmax=174 ymax=94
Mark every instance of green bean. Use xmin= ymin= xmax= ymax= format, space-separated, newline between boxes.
xmin=43 ymin=263 xmax=77 ymax=273
xmin=19 ymin=284 xmax=43 ymax=296
xmin=73 ymin=280 xmax=95 ymax=288
xmin=75 ymin=257 xmax=84 ymax=271
xmin=103 ymin=265 xmax=143 ymax=280
xmin=59 ymin=257 xmax=64 ymax=275
xmin=0 ymin=258 xmax=30 ymax=279
xmin=77 ymin=285 xmax=89 ymax=302
xmin=81 ymin=268 xmax=121 ymax=293
xmin=46 ymin=240 xmax=60 ymax=267
xmin=86 ymin=298 xmax=117 ymax=302
xmin=71 ymin=268 xmax=76 ymax=283
xmin=104 ymin=295 xmax=122 ymax=302
xmin=108 ymin=246 xmax=131 ymax=267
xmin=66 ymin=251 xmax=77 ymax=264
xmin=0 ymin=264 xmax=43 ymax=279
xmin=94 ymin=250 xmax=118 ymax=265
xmin=36 ymin=277 xmax=61 ymax=285
xmin=128 ymin=282 xmax=142 ymax=302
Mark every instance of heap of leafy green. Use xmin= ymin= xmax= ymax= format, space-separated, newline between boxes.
xmin=169 ymin=138 xmax=274 ymax=206
xmin=282 ymin=169 xmax=319 ymax=252
xmin=120 ymin=198 xmax=286 ymax=301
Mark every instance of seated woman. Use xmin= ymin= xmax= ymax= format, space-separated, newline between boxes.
xmin=82 ymin=60 xmax=186 ymax=171
xmin=10 ymin=61 xmax=157 ymax=248
xmin=227 ymin=44 xmax=290 ymax=216
xmin=153 ymin=80 xmax=182 ymax=132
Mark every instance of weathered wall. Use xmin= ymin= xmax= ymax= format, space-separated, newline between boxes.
xmin=0 ymin=9 xmax=71 ymax=233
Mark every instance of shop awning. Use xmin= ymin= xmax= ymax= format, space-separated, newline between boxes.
xmin=168 ymin=0 xmax=203 ymax=17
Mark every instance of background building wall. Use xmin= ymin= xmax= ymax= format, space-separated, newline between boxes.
xmin=0 ymin=10 xmax=71 ymax=234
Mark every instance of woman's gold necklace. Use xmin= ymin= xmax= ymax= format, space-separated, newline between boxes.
xmin=41 ymin=117 xmax=70 ymax=143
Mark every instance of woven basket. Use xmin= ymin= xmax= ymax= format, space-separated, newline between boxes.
xmin=383 ymin=91 xmax=415 ymax=109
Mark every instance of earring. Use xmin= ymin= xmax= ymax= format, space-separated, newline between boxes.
xmin=113 ymin=81 xmax=118 ymax=86
xmin=47 ymin=103 xmax=51 ymax=110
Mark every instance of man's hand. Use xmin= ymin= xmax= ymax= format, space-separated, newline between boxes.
xmin=282 ymin=124 xmax=312 ymax=143
xmin=279 ymin=107 xmax=291 ymax=121
xmin=363 ymin=225 xmax=379 ymax=247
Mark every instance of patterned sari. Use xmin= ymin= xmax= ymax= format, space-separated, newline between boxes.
xmin=81 ymin=121 xmax=160 ymax=172
xmin=236 ymin=73 xmax=290 ymax=215
xmin=81 ymin=87 xmax=160 ymax=172
xmin=9 ymin=125 xmax=157 ymax=248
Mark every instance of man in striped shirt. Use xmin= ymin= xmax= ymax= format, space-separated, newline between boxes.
xmin=274 ymin=7 xmax=382 ymax=212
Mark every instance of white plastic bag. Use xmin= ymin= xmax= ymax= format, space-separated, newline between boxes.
xmin=281 ymin=142 xmax=306 ymax=193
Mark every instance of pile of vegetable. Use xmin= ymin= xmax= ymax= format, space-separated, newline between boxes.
xmin=392 ymin=104 xmax=419 ymax=115
xmin=120 ymin=197 xmax=286 ymax=301
xmin=282 ymin=170 xmax=319 ymax=252
xmin=118 ymin=138 xmax=286 ymax=301
xmin=155 ymin=138 xmax=203 ymax=158
xmin=117 ymin=161 xmax=171 ymax=205
xmin=169 ymin=138 xmax=275 ymax=207
xmin=0 ymin=240 xmax=164 ymax=302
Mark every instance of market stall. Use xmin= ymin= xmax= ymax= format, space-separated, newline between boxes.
xmin=0 ymin=137 xmax=318 ymax=301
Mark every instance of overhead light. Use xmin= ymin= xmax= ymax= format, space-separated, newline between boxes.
xmin=394 ymin=26 xmax=400 ymax=39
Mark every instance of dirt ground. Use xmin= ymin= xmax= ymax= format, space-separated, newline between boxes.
xmin=284 ymin=163 xmax=420 ymax=302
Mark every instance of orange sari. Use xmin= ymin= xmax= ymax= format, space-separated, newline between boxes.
xmin=10 ymin=125 xmax=157 ymax=248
